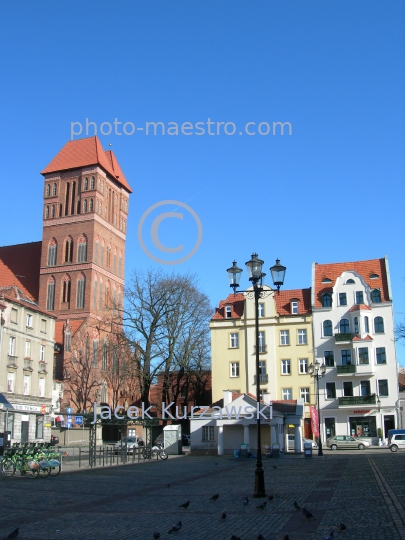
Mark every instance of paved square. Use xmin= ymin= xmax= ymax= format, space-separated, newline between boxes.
xmin=0 ymin=449 xmax=404 ymax=540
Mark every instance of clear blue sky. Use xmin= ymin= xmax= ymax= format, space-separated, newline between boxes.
xmin=1 ymin=1 xmax=405 ymax=364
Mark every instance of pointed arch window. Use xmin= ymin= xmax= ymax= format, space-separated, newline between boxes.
xmin=113 ymin=347 xmax=118 ymax=373
xmin=99 ymin=279 xmax=103 ymax=311
xmin=76 ymin=274 xmax=86 ymax=309
xmin=113 ymin=250 xmax=117 ymax=274
xmin=83 ymin=199 xmax=88 ymax=213
xmin=65 ymin=326 xmax=71 ymax=352
xmin=89 ymin=198 xmax=94 ymax=212
xmin=90 ymin=176 xmax=95 ymax=190
xmin=84 ymin=335 xmax=89 ymax=364
xmin=78 ymin=235 xmax=87 ymax=263
xmin=62 ymin=275 xmax=71 ymax=303
xmin=64 ymin=236 xmax=73 ymax=263
xmin=93 ymin=277 xmax=98 ymax=309
xmin=48 ymin=239 xmax=57 ymax=266
xmin=92 ymin=339 xmax=98 ymax=367
xmin=83 ymin=177 xmax=88 ymax=191
xmin=46 ymin=184 xmax=50 ymax=197
xmin=46 ymin=277 xmax=55 ymax=311
xmin=102 ymin=339 xmax=108 ymax=370
xmin=118 ymin=253 xmax=122 ymax=277
xmin=45 ymin=205 xmax=49 ymax=219
xmin=101 ymin=380 xmax=107 ymax=402
xmin=106 ymin=245 xmax=111 ymax=269
xmin=100 ymin=241 xmax=105 ymax=267
xmin=51 ymin=204 xmax=55 ymax=218
xmin=52 ymin=183 xmax=57 ymax=196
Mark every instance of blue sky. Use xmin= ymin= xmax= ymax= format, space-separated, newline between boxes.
xmin=1 ymin=1 xmax=405 ymax=364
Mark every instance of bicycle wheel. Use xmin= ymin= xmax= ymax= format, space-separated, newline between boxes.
xmin=1 ymin=459 xmax=15 ymax=477
xmin=143 ymin=448 xmax=151 ymax=460
xmin=159 ymin=450 xmax=168 ymax=460
xmin=49 ymin=461 xmax=61 ymax=476
xmin=15 ymin=459 xmax=26 ymax=476
xmin=38 ymin=466 xmax=51 ymax=478
xmin=24 ymin=461 xmax=40 ymax=479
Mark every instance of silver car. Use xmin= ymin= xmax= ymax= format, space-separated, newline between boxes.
xmin=114 ymin=436 xmax=143 ymax=454
xmin=326 ymin=435 xmax=370 ymax=450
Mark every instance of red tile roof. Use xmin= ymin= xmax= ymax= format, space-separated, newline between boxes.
xmin=54 ymin=319 xmax=85 ymax=346
xmin=212 ymin=293 xmax=245 ymax=320
xmin=313 ymin=258 xmax=389 ymax=308
xmin=275 ymin=288 xmax=311 ymax=316
xmin=0 ymin=287 xmax=55 ymax=318
xmin=0 ymin=242 xmax=42 ymax=301
xmin=41 ymin=137 xmax=132 ymax=193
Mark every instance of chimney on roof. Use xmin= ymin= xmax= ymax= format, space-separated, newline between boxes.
xmin=223 ymin=390 xmax=233 ymax=407
xmin=262 ymin=392 xmax=271 ymax=406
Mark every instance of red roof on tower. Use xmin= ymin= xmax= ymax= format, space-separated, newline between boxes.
xmin=41 ymin=136 xmax=132 ymax=193
xmin=0 ymin=242 xmax=42 ymax=301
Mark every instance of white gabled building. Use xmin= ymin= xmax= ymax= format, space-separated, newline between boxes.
xmin=311 ymin=257 xmax=399 ymax=444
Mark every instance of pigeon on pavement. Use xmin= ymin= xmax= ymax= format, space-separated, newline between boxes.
xmin=257 ymin=535 xmax=266 ymax=540
xmin=153 ymin=533 xmax=160 ymax=540
xmin=222 ymin=512 xmax=226 ymax=520
xmin=179 ymin=501 xmax=190 ymax=509
xmin=230 ymin=536 xmax=242 ymax=540
xmin=168 ymin=522 xmax=182 ymax=534
xmin=303 ymin=507 xmax=316 ymax=520
xmin=256 ymin=502 xmax=267 ymax=509
xmin=268 ymin=495 xmax=274 ymax=501
xmin=244 ymin=496 xmax=249 ymax=505
xmin=324 ymin=530 xmax=334 ymax=540
xmin=335 ymin=522 xmax=347 ymax=531
xmin=210 ymin=494 xmax=219 ymax=500
xmin=283 ymin=536 xmax=290 ymax=540
xmin=4 ymin=530 xmax=19 ymax=540
xmin=294 ymin=501 xmax=301 ymax=510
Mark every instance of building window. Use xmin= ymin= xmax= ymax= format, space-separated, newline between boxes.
xmin=346 ymin=279 xmax=355 ymax=284
xmin=90 ymin=176 xmax=95 ymax=190
xmin=378 ymin=379 xmax=389 ymax=397
xmin=84 ymin=177 xmax=88 ymax=190
xmin=341 ymin=349 xmax=352 ymax=365
xmin=93 ymin=279 xmax=98 ymax=309
xmin=46 ymin=278 xmax=55 ymax=311
xmin=40 ymin=345 xmax=45 ymax=362
xmin=11 ymin=308 xmax=18 ymax=323
xmin=300 ymin=388 xmax=310 ymax=403
xmin=354 ymin=317 xmax=359 ymax=334
xmin=258 ymin=331 xmax=266 ymax=352
xmin=26 ymin=313 xmax=33 ymax=328
xmin=280 ymin=330 xmax=290 ymax=345
xmin=77 ymin=275 xmax=86 ymax=309
xmin=298 ymin=329 xmax=307 ymax=345
xmin=100 ymin=242 xmax=105 ymax=267
xmin=202 ymin=426 xmax=215 ymax=441
xmin=360 ymin=380 xmax=371 ymax=396
xmin=85 ymin=335 xmax=89 ymax=365
xmin=106 ymin=246 xmax=111 ymax=268
xmin=323 ymin=320 xmax=333 ymax=336
xmin=324 ymin=350 xmax=334 ymax=367
xmin=65 ymin=328 xmax=71 ymax=352
xmin=374 ymin=317 xmax=384 ymax=333
xmin=25 ymin=341 xmax=31 ymax=358
xmin=23 ymin=375 xmax=30 ymax=396
xmin=225 ymin=305 xmax=232 ymax=319
xmin=326 ymin=382 xmax=336 ymax=399
xmin=113 ymin=251 xmax=117 ymax=274
xmin=358 ymin=347 xmax=369 ymax=364
xmin=92 ymin=340 xmax=98 ymax=367
xmin=364 ymin=316 xmax=369 ymax=333
xmin=376 ymin=347 xmax=386 ymax=365
xmin=281 ymin=359 xmax=291 ymax=375
xmin=371 ymin=289 xmax=381 ymax=303
xmin=339 ymin=319 xmax=350 ymax=333
xmin=51 ymin=204 xmax=55 ymax=218
xmin=45 ymin=205 xmax=50 ymax=218
xmin=229 ymin=333 xmax=239 ymax=348
xmin=89 ymin=198 xmax=94 ymax=212
xmin=299 ymin=358 xmax=308 ymax=374
xmin=62 ymin=276 xmax=71 ymax=303
xmin=102 ymin=339 xmax=108 ymax=370
xmin=258 ymin=303 xmax=264 ymax=317
xmin=40 ymin=319 xmax=46 ymax=333
xmin=8 ymin=336 xmax=16 ymax=356
xmin=321 ymin=293 xmax=332 ymax=307
xmin=282 ymin=388 xmax=292 ymax=400
xmin=7 ymin=372 xmax=15 ymax=393
xmin=118 ymin=254 xmax=122 ymax=277
xmin=291 ymin=301 xmax=298 ymax=314
xmin=94 ymin=239 xmax=99 ymax=264
xmin=343 ymin=381 xmax=353 ymax=397
xmin=52 ymin=183 xmax=57 ymax=196
xmin=230 ymin=362 xmax=239 ymax=377
xmin=46 ymin=184 xmax=50 ymax=196
xmin=36 ymin=415 xmax=44 ymax=438
xmin=64 ymin=237 xmax=73 ymax=262
xmin=78 ymin=235 xmax=87 ymax=262
xmin=259 ymin=361 xmax=266 ymax=375
xmin=356 ymin=291 xmax=364 ymax=304
xmin=339 ymin=293 xmax=347 ymax=306
xmin=48 ymin=240 xmax=57 ymax=266
xmin=99 ymin=280 xmax=103 ymax=311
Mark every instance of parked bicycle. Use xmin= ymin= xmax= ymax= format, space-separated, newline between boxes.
xmin=1 ymin=443 xmax=61 ymax=478
xmin=143 ymin=443 xmax=168 ymax=460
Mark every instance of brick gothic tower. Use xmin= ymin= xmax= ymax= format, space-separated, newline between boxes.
xmin=38 ymin=137 xmax=132 ymax=321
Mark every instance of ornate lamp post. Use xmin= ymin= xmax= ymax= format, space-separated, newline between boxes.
xmin=308 ymin=360 xmax=326 ymax=456
xmin=227 ymin=254 xmax=286 ymax=498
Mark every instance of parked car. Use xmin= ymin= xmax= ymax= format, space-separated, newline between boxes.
xmin=326 ymin=435 xmax=370 ymax=450
xmin=389 ymin=433 xmax=405 ymax=452
xmin=114 ymin=436 xmax=143 ymax=454
xmin=287 ymin=435 xmax=317 ymax=450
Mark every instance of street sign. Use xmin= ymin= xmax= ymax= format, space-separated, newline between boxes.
xmin=66 ymin=414 xmax=72 ymax=420
xmin=66 ymin=407 xmax=72 ymax=414
xmin=65 ymin=421 xmax=72 ymax=429
xmin=75 ymin=416 xmax=83 ymax=425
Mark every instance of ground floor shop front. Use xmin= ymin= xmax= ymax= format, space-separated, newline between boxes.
xmin=320 ymin=406 xmax=396 ymax=445
xmin=0 ymin=401 xmax=52 ymax=445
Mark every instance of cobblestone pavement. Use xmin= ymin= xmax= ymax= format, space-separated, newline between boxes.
xmin=0 ymin=449 xmax=404 ymax=540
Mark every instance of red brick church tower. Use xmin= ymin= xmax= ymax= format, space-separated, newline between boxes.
xmin=38 ymin=137 xmax=132 ymax=411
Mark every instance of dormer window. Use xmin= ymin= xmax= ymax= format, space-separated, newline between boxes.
xmin=322 ymin=278 xmax=332 ymax=284
xmin=291 ymin=301 xmax=298 ymax=314
xmin=225 ymin=305 xmax=232 ymax=319
xmin=371 ymin=289 xmax=381 ymax=303
xmin=321 ymin=293 xmax=332 ymax=307
xmin=346 ymin=279 xmax=355 ymax=284
xmin=370 ymin=273 xmax=379 ymax=279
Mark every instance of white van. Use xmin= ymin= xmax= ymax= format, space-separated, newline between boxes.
xmin=389 ymin=433 xmax=405 ymax=452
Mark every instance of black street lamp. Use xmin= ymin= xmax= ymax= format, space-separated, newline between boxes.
xmin=227 ymin=254 xmax=286 ymax=498
xmin=308 ymin=360 xmax=326 ymax=456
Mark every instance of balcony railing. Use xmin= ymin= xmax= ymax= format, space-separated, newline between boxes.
xmin=254 ymin=374 xmax=269 ymax=384
xmin=338 ymin=394 xmax=376 ymax=406
xmin=335 ymin=333 xmax=355 ymax=342
xmin=337 ymin=364 xmax=356 ymax=374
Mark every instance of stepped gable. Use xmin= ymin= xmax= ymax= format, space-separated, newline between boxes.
xmin=0 ymin=241 xmax=42 ymax=301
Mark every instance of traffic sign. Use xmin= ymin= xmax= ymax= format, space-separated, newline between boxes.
xmin=41 ymin=404 xmax=46 ymax=414
xmin=65 ymin=422 xmax=72 ymax=429
xmin=75 ymin=416 xmax=83 ymax=425
xmin=66 ymin=407 xmax=72 ymax=414
xmin=66 ymin=414 xmax=72 ymax=420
